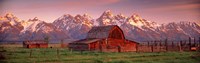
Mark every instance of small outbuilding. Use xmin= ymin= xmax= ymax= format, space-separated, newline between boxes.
xmin=23 ymin=40 xmax=48 ymax=48
xmin=68 ymin=25 xmax=139 ymax=52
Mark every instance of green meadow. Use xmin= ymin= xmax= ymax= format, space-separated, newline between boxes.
xmin=0 ymin=44 xmax=200 ymax=63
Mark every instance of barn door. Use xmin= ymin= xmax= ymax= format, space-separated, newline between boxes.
xmin=36 ymin=44 xmax=40 ymax=48
xmin=117 ymin=45 xmax=121 ymax=52
xmin=99 ymin=41 xmax=102 ymax=52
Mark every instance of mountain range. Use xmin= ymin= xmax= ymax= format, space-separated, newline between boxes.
xmin=0 ymin=10 xmax=200 ymax=42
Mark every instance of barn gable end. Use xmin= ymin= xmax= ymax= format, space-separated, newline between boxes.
xmin=87 ymin=25 xmax=125 ymax=39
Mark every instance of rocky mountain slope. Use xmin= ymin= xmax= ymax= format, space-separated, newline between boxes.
xmin=0 ymin=11 xmax=199 ymax=42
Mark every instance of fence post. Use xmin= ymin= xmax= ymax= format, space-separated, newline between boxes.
xmin=165 ymin=39 xmax=168 ymax=51
xmin=136 ymin=43 xmax=138 ymax=53
xmin=184 ymin=40 xmax=186 ymax=46
xmin=70 ymin=48 xmax=73 ymax=53
xmin=151 ymin=45 xmax=153 ymax=52
xmin=184 ymin=40 xmax=186 ymax=51
xmin=181 ymin=40 xmax=183 ymax=51
xmin=199 ymin=37 xmax=200 ymax=47
xmin=30 ymin=49 xmax=32 ymax=58
xmin=155 ymin=41 xmax=157 ymax=52
xmin=171 ymin=41 xmax=174 ymax=50
xmin=57 ymin=48 xmax=59 ymax=57
xmin=159 ymin=40 xmax=162 ymax=52
xmin=179 ymin=41 xmax=182 ymax=52
xmin=194 ymin=38 xmax=196 ymax=47
xmin=199 ymin=37 xmax=200 ymax=46
xmin=189 ymin=37 xmax=192 ymax=51
xmin=60 ymin=39 xmax=64 ymax=48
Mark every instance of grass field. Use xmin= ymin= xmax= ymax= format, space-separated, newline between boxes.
xmin=0 ymin=44 xmax=200 ymax=63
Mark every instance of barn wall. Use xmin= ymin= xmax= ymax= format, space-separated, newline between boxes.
xmin=24 ymin=44 xmax=48 ymax=48
xmin=23 ymin=44 xmax=27 ymax=48
xmin=89 ymin=41 xmax=100 ymax=51
xmin=61 ymin=43 xmax=68 ymax=48
xmin=107 ymin=38 xmax=124 ymax=46
xmin=123 ymin=42 xmax=137 ymax=52
xmin=39 ymin=44 xmax=48 ymax=48
xmin=68 ymin=43 xmax=89 ymax=51
xmin=90 ymin=39 xmax=138 ymax=52
xmin=69 ymin=39 xmax=138 ymax=52
xmin=28 ymin=44 xmax=37 ymax=48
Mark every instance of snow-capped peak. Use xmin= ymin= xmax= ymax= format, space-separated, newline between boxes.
xmin=57 ymin=14 xmax=74 ymax=21
xmin=130 ymin=13 xmax=143 ymax=21
xmin=0 ymin=13 xmax=21 ymax=25
xmin=33 ymin=17 xmax=39 ymax=21
xmin=101 ymin=10 xmax=114 ymax=18
xmin=83 ymin=13 xmax=92 ymax=19
xmin=5 ymin=13 xmax=15 ymax=19
xmin=125 ymin=13 xmax=161 ymax=30
xmin=0 ymin=11 xmax=199 ymax=42
xmin=119 ymin=13 xmax=125 ymax=17
xmin=63 ymin=14 xmax=73 ymax=18
xmin=28 ymin=17 xmax=42 ymax=22
xmin=126 ymin=14 xmax=145 ymax=27
xmin=83 ymin=13 xmax=89 ymax=17
xmin=115 ymin=13 xmax=126 ymax=19
xmin=21 ymin=17 xmax=44 ymax=32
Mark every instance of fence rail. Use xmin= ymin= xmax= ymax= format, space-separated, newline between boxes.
xmin=137 ymin=37 xmax=200 ymax=52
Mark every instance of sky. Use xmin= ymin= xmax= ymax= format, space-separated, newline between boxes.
xmin=0 ymin=0 xmax=200 ymax=24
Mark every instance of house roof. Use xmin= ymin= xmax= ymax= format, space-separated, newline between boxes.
xmin=86 ymin=25 xmax=120 ymax=39
xmin=71 ymin=38 xmax=102 ymax=44
xmin=23 ymin=40 xmax=47 ymax=44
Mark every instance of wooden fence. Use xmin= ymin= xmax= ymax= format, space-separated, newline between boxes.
xmin=137 ymin=37 xmax=200 ymax=52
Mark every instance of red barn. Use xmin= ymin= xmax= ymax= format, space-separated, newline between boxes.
xmin=68 ymin=25 xmax=139 ymax=52
xmin=23 ymin=40 xmax=48 ymax=48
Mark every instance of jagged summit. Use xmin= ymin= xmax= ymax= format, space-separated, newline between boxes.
xmin=1 ymin=13 xmax=18 ymax=20
xmin=104 ymin=10 xmax=112 ymax=13
xmin=5 ymin=13 xmax=15 ymax=18
xmin=83 ymin=13 xmax=89 ymax=17
xmin=83 ymin=13 xmax=92 ymax=19
xmin=63 ymin=14 xmax=73 ymax=18
xmin=130 ymin=13 xmax=143 ymax=21
xmin=100 ymin=10 xmax=114 ymax=18
xmin=0 ymin=13 xmax=21 ymax=26
xmin=33 ymin=17 xmax=38 ymax=20
xmin=0 ymin=11 xmax=199 ymax=42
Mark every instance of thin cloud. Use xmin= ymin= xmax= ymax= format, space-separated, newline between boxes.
xmin=62 ymin=0 xmax=120 ymax=7
xmin=147 ymin=3 xmax=200 ymax=12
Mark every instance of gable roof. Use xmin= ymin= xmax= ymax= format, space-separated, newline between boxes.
xmin=23 ymin=40 xmax=47 ymax=44
xmin=70 ymin=38 xmax=101 ymax=44
xmin=86 ymin=25 xmax=121 ymax=39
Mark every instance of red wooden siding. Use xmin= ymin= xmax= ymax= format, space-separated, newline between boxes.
xmin=68 ymin=25 xmax=139 ymax=52
xmin=23 ymin=41 xmax=48 ymax=48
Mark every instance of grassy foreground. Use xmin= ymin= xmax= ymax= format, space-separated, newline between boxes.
xmin=0 ymin=47 xmax=200 ymax=63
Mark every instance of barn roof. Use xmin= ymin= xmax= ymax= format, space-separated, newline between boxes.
xmin=23 ymin=40 xmax=47 ymax=44
xmin=71 ymin=39 xmax=101 ymax=44
xmin=86 ymin=25 xmax=120 ymax=39
xmin=125 ymin=39 xmax=140 ymax=44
